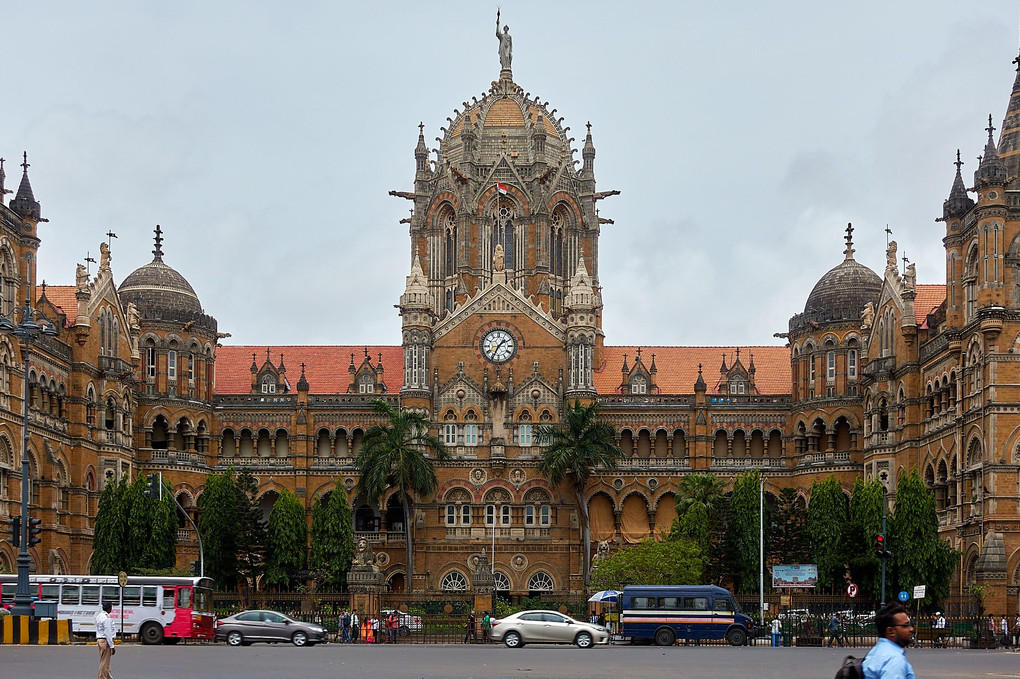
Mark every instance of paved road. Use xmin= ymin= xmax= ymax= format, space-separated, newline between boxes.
xmin=6 ymin=643 xmax=1018 ymax=678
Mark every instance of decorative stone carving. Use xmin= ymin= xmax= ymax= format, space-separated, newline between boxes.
xmin=470 ymin=468 xmax=487 ymax=485
xmin=861 ymin=301 xmax=875 ymax=330
xmin=509 ymin=468 xmax=525 ymax=486
xmin=511 ymin=553 xmax=528 ymax=571
xmin=375 ymin=551 xmax=390 ymax=567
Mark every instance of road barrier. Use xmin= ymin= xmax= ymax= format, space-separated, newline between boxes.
xmin=0 ymin=616 xmax=71 ymax=644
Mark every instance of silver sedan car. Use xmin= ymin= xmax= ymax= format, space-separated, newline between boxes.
xmin=490 ymin=610 xmax=610 ymax=648
xmin=215 ymin=610 xmax=327 ymax=647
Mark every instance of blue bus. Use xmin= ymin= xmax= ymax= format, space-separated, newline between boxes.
xmin=620 ymin=585 xmax=752 ymax=646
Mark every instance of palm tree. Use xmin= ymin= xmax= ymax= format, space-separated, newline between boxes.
xmin=673 ymin=473 xmax=727 ymax=554
xmin=354 ymin=399 xmax=449 ymax=592
xmin=536 ymin=399 xmax=623 ymax=585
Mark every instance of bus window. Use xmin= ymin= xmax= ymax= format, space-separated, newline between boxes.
xmin=192 ymin=587 xmax=211 ymax=612
xmin=713 ymin=598 xmax=733 ymax=612
xmin=122 ymin=586 xmax=141 ymax=606
xmin=41 ymin=585 xmax=59 ymax=600
xmin=162 ymin=589 xmax=176 ymax=609
xmin=683 ymin=597 xmax=708 ymax=610
xmin=142 ymin=586 xmax=157 ymax=607
xmin=176 ymin=588 xmax=191 ymax=609
xmin=661 ymin=597 xmax=680 ymax=609
xmin=632 ymin=596 xmax=656 ymax=609
xmin=60 ymin=585 xmax=80 ymax=605
xmin=81 ymin=586 xmax=100 ymax=606
xmin=102 ymin=586 xmax=119 ymax=605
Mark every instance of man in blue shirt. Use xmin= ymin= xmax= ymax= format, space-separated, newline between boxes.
xmin=863 ymin=603 xmax=915 ymax=679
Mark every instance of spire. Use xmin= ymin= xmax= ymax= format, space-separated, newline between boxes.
xmin=152 ymin=225 xmax=165 ymax=262
xmin=297 ymin=362 xmax=309 ymax=392
xmin=998 ymin=50 xmax=1020 ymax=179
xmin=649 ymin=353 xmax=657 ymax=374
xmin=694 ymin=364 xmax=707 ymax=393
xmin=415 ymin=122 xmax=429 ymax=174
xmin=349 ymin=352 xmax=356 ymax=373
xmin=278 ymin=353 xmax=286 ymax=373
xmin=943 ymin=150 xmax=974 ymax=219
xmin=621 ymin=353 xmax=629 ymax=374
xmin=10 ymin=151 xmax=41 ymax=220
xmin=581 ymin=121 xmax=596 ymax=178
xmin=250 ymin=353 xmax=258 ymax=373
xmin=749 ymin=352 xmax=756 ymax=374
xmin=720 ymin=353 xmax=728 ymax=374
xmin=975 ymin=114 xmax=1007 ymax=187
xmin=843 ymin=223 xmax=855 ymax=260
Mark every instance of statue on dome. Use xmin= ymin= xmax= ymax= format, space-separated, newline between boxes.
xmin=496 ymin=10 xmax=512 ymax=71
xmin=493 ymin=243 xmax=505 ymax=272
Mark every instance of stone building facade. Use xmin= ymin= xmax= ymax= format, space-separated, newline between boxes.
xmin=1 ymin=32 xmax=1019 ymax=614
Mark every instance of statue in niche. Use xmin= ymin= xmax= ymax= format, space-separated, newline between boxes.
xmin=493 ymin=243 xmax=505 ymax=272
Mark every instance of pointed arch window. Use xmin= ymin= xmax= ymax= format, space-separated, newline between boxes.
xmin=550 ymin=210 xmax=565 ymax=278
xmin=492 ymin=202 xmax=515 ymax=271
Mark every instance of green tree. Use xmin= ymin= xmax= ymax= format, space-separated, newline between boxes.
xmin=673 ymin=473 xmax=727 ymax=574
xmin=234 ymin=470 xmax=267 ymax=589
xmin=807 ymin=475 xmax=848 ymax=592
xmin=264 ymin=488 xmax=307 ymax=589
xmin=536 ymin=399 xmax=624 ymax=585
xmin=91 ymin=478 xmax=129 ymax=574
xmin=589 ymin=537 xmax=705 ymax=591
xmin=198 ymin=469 xmax=241 ymax=589
xmin=890 ymin=470 xmax=957 ymax=601
xmin=769 ymin=487 xmax=810 ymax=567
xmin=846 ymin=476 xmax=884 ymax=598
xmin=309 ymin=480 xmax=355 ymax=590
xmin=355 ymin=399 xmax=449 ymax=592
xmin=726 ymin=469 xmax=764 ymax=594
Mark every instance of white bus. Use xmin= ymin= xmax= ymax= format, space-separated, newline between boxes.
xmin=0 ymin=574 xmax=215 ymax=644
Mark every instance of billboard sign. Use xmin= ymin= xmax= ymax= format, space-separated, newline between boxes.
xmin=771 ymin=564 xmax=818 ymax=588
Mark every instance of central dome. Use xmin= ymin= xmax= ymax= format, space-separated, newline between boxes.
xmin=803 ymin=258 xmax=882 ymax=319
xmin=119 ymin=258 xmax=203 ymax=315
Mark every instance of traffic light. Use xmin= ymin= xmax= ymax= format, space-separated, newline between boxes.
xmin=190 ymin=560 xmax=200 ymax=577
xmin=28 ymin=517 xmax=41 ymax=546
xmin=875 ymin=534 xmax=891 ymax=559
xmin=144 ymin=473 xmax=158 ymax=500
xmin=7 ymin=516 xmax=20 ymax=547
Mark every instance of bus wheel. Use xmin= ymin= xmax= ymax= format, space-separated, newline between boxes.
xmin=654 ymin=627 xmax=675 ymax=647
xmin=140 ymin=622 xmax=165 ymax=645
xmin=726 ymin=628 xmax=747 ymax=646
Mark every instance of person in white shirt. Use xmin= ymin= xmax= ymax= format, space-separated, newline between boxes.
xmin=95 ymin=601 xmax=116 ymax=679
xmin=771 ymin=617 xmax=782 ymax=647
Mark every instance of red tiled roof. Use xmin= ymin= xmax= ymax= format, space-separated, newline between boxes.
xmin=914 ymin=284 xmax=946 ymax=327
xmin=38 ymin=285 xmax=77 ymax=325
xmin=215 ymin=345 xmax=404 ymax=395
xmin=595 ymin=345 xmax=790 ymax=395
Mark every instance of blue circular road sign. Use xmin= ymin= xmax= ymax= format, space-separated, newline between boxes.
xmin=898 ymin=591 xmax=910 ymax=602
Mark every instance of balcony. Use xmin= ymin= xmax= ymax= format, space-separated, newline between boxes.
xmin=354 ymin=530 xmax=406 ymax=545
xmin=177 ymin=529 xmax=191 ymax=542
xmin=216 ymin=456 xmax=290 ymax=468
xmin=148 ymin=449 xmax=203 ymax=465
xmin=615 ymin=457 xmax=690 ymax=470
xmin=797 ymin=451 xmax=853 ymax=467
xmin=711 ymin=457 xmax=786 ymax=469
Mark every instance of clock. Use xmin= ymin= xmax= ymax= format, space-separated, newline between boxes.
xmin=480 ymin=328 xmax=517 ymax=363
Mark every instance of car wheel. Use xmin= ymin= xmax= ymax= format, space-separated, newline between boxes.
xmin=399 ymin=625 xmax=410 ymax=637
xmin=226 ymin=631 xmax=244 ymax=647
xmin=504 ymin=631 xmax=522 ymax=648
xmin=726 ymin=628 xmax=747 ymax=646
xmin=575 ymin=631 xmax=594 ymax=648
xmin=292 ymin=631 xmax=309 ymax=647
xmin=140 ymin=622 xmax=165 ymax=645
xmin=654 ymin=627 xmax=675 ymax=647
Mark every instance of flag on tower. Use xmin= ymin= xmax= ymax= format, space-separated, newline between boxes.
xmin=496 ymin=182 xmax=509 ymax=195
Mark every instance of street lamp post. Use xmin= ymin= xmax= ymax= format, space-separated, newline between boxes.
xmin=5 ymin=290 xmax=58 ymax=617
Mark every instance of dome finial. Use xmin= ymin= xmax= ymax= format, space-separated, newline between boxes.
xmin=987 ymin=113 xmax=996 ymax=143
xmin=843 ymin=222 xmax=855 ymax=260
xmin=153 ymin=224 xmax=164 ymax=261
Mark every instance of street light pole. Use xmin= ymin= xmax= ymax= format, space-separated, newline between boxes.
xmin=5 ymin=287 xmax=58 ymax=617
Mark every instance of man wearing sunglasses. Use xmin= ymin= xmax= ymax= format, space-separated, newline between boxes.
xmin=863 ymin=603 xmax=915 ymax=679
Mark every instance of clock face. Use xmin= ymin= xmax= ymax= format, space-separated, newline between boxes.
xmin=481 ymin=328 xmax=517 ymax=363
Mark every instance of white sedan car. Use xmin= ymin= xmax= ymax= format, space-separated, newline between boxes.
xmin=490 ymin=610 xmax=610 ymax=648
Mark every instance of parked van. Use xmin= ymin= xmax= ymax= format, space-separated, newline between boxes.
xmin=619 ymin=585 xmax=752 ymax=646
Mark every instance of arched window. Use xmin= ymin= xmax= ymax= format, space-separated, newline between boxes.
xmin=527 ymin=571 xmax=554 ymax=592
xmin=493 ymin=570 xmax=511 ymax=592
xmin=440 ymin=570 xmax=469 ymax=592
xmin=550 ymin=209 xmax=566 ymax=278
xmin=631 ymin=376 xmax=647 ymax=394
xmin=442 ymin=209 xmax=456 ymax=279
xmin=261 ymin=375 xmax=276 ymax=394
xmin=492 ymin=201 xmax=515 ymax=271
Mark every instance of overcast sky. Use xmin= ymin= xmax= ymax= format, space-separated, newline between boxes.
xmin=3 ymin=1 xmax=1019 ymax=349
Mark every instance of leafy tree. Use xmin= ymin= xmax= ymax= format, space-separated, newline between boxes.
xmin=890 ymin=470 xmax=957 ymax=601
xmin=198 ymin=469 xmax=241 ymax=589
xmin=807 ymin=475 xmax=848 ymax=592
xmin=91 ymin=478 xmax=128 ymax=574
xmin=673 ymin=473 xmax=727 ymax=576
xmin=355 ymin=399 xmax=449 ymax=592
xmin=589 ymin=537 xmax=705 ymax=591
xmin=264 ymin=488 xmax=307 ymax=589
xmin=233 ymin=470 xmax=267 ymax=589
xmin=309 ymin=480 xmax=355 ymax=590
xmin=726 ymin=469 xmax=764 ymax=594
xmin=536 ymin=399 xmax=624 ymax=585
xmin=769 ymin=487 xmax=810 ymax=567
xmin=846 ymin=476 xmax=884 ymax=598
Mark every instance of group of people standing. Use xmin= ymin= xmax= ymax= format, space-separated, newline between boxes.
xmin=336 ymin=609 xmax=401 ymax=644
xmin=464 ymin=610 xmax=492 ymax=643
